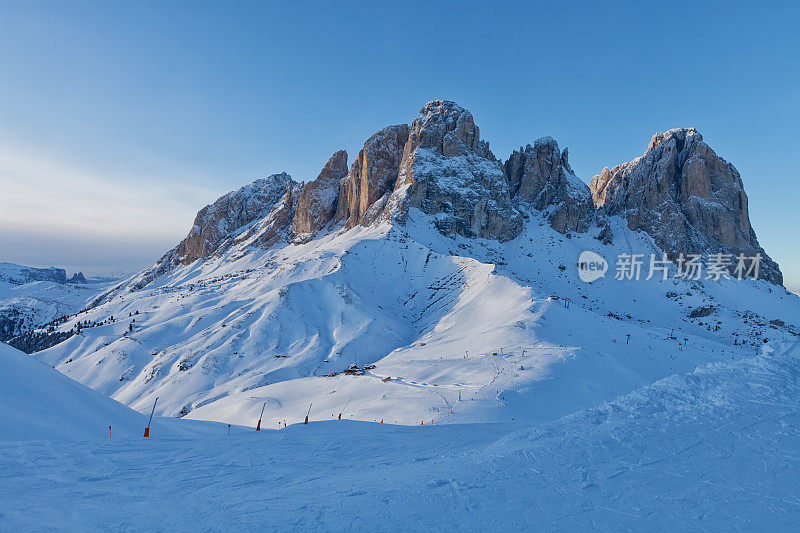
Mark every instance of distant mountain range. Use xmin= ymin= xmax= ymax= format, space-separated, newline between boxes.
xmin=0 ymin=263 xmax=87 ymax=286
xmin=0 ymin=263 xmax=116 ymax=345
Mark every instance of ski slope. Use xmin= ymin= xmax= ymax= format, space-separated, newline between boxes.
xmin=0 ymin=342 xmax=227 ymax=441
xmin=2 ymin=341 xmax=798 ymax=530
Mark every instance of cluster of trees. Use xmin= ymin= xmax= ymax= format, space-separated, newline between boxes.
xmin=0 ymin=310 xmax=26 ymax=342
xmin=41 ymin=314 xmax=70 ymax=330
xmin=8 ymin=330 xmax=74 ymax=354
xmin=7 ymin=307 xmax=143 ymax=353
xmin=72 ymin=315 xmax=117 ymax=333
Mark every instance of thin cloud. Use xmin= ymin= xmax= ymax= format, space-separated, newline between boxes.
xmin=0 ymin=143 xmax=219 ymax=241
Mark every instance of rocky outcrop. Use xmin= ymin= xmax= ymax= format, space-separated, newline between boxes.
xmin=389 ymin=100 xmax=523 ymax=242
xmin=251 ymin=179 xmax=301 ymax=249
xmin=0 ymin=263 xmax=69 ymax=285
xmin=504 ymin=137 xmax=594 ymax=234
xmin=292 ymin=150 xmax=348 ymax=237
xmin=335 ymin=125 xmax=409 ymax=228
xmin=590 ymin=128 xmax=782 ymax=284
xmin=67 ymin=272 xmax=87 ymax=284
xmin=329 ymin=101 xmax=589 ymax=242
xmin=174 ymin=173 xmax=298 ymax=265
xmin=400 ymin=100 xmax=492 ymax=160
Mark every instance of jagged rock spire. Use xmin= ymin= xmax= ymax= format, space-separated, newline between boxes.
xmin=292 ymin=150 xmax=348 ymax=237
xmin=590 ymin=128 xmax=782 ymax=284
xmin=406 ymin=100 xmax=491 ymax=158
xmin=390 ymin=100 xmax=522 ymax=241
xmin=335 ymin=124 xmax=410 ymax=228
xmin=504 ymin=137 xmax=594 ymax=234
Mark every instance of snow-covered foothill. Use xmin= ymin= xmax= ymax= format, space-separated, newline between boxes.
xmin=0 ymin=341 xmax=225 ymax=441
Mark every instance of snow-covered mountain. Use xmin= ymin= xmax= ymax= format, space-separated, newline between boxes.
xmin=0 ymin=262 xmax=116 ymax=347
xmin=33 ymin=100 xmax=799 ymax=430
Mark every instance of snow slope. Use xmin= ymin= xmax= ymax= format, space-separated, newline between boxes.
xmin=3 ymin=341 xmax=798 ymax=530
xmin=34 ymin=206 xmax=800 ymax=432
xmin=0 ymin=342 xmax=225 ymax=441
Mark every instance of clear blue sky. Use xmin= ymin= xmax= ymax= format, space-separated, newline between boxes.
xmin=1 ymin=1 xmax=798 ymax=289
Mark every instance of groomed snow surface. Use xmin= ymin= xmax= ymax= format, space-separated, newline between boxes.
xmin=1 ymin=340 xmax=799 ymax=530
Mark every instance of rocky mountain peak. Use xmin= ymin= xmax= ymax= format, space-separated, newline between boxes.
xmin=173 ymin=172 xmax=297 ymax=265
xmin=67 ymin=272 xmax=87 ymax=284
xmin=590 ymin=128 xmax=782 ymax=284
xmin=505 ymin=137 xmax=565 ymax=197
xmin=408 ymin=100 xmax=491 ymax=158
xmin=504 ymin=137 xmax=594 ymax=234
xmin=334 ymin=125 xmax=410 ymax=228
xmin=648 ymin=127 xmax=701 ymax=152
xmin=388 ymin=101 xmax=522 ymax=241
xmin=292 ymin=150 xmax=348 ymax=237
xmin=139 ymin=104 xmax=781 ymax=288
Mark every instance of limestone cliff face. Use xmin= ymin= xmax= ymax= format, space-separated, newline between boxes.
xmin=174 ymin=173 xmax=298 ymax=265
xmin=332 ymin=101 xmax=592 ymax=242
xmin=590 ymin=128 xmax=782 ymax=284
xmin=335 ymin=125 xmax=410 ymax=228
xmin=389 ymin=100 xmax=523 ymax=242
xmin=292 ymin=150 xmax=348 ymax=236
xmin=251 ymin=179 xmax=301 ymax=249
xmin=504 ymin=137 xmax=594 ymax=234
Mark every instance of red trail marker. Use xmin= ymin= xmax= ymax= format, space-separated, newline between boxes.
xmin=143 ymin=397 xmax=158 ymax=438
xmin=256 ymin=402 xmax=266 ymax=431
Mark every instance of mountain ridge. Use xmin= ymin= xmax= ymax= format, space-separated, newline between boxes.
xmin=130 ymin=100 xmax=781 ymax=287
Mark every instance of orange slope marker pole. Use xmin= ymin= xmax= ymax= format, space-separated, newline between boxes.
xmin=256 ymin=402 xmax=267 ymax=431
xmin=304 ymin=403 xmax=312 ymax=425
xmin=338 ymin=396 xmax=352 ymax=421
xmin=143 ymin=397 xmax=158 ymax=437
